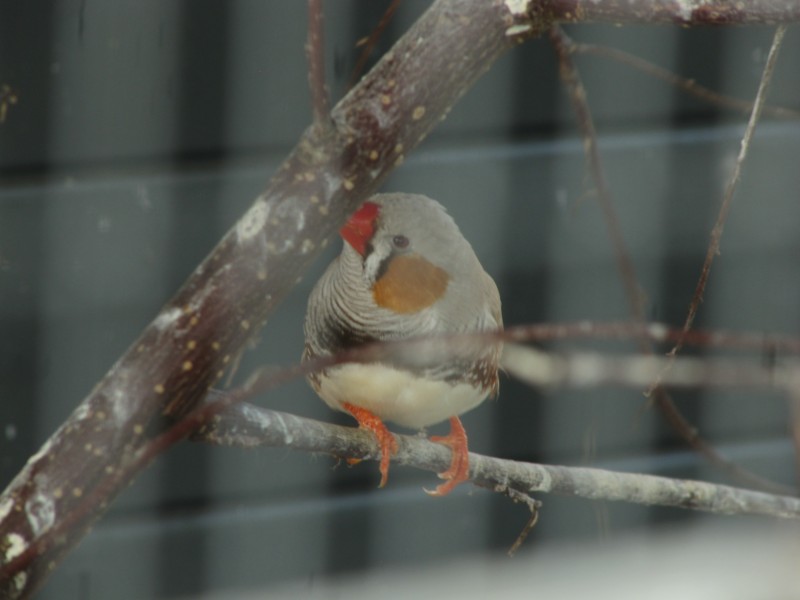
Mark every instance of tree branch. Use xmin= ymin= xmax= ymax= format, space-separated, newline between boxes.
xmin=306 ymin=0 xmax=331 ymax=125
xmin=193 ymin=400 xmax=800 ymax=520
xmin=545 ymin=0 xmax=800 ymax=25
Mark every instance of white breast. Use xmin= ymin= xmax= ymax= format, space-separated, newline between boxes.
xmin=315 ymin=363 xmax=487 ymax=430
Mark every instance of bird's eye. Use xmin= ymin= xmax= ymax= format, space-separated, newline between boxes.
xmin=392 ymin=235 xmax=409 ymax=249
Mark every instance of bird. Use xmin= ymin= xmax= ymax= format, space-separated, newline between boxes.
xmin=303 ymin=193 xmax=502 ymax=496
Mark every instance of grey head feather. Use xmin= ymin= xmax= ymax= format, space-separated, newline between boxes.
xmin=304 ymin=193 xmax=502 ymax=387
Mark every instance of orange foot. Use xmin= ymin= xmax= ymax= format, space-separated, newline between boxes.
xmin=425 ymin=416 xmax=469 ymax=497
xmin=343 ymin=402 xmax=398 ymax=488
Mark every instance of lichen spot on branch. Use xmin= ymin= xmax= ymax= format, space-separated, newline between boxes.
xmin=154 ymin=307 xmax=182 ymax=331
xmin=675 ymin=0 xmax=701 ymax=22
xmin=504 ymin=0 xmax=530 ymax=16
xmin=0 ymin=497 xmax=14 ymax=522
xmin=3 ymin=532 xmax=26 ymax=563
xmin=506 ymin=23 xmax=532 ymax=37
xmin=25 ymin=491 xmax=56 ymax=536
xmin=236 ymin=197 xmax=270 ymax=244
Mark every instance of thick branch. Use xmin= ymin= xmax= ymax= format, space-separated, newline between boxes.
xmin=544 ymin=0 xmax=800 ymax=25
xmin=195 ymin=401 xmax=800 ymax=520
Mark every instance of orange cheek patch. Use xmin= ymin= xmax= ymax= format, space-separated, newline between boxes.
xmin=372 ymin=254 xmax=450 ymax=314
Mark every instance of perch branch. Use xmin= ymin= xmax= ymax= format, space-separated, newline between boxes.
xmin=193 ymin=400 xmax=800 ymax=520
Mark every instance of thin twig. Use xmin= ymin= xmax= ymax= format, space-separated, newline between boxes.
xmin=306 ymin=0 xmax=330 ymax=125
xmin=508 ymin=504 xmax=540 ymax=557
xmin=548 ymin=26 xmax=644 ymax=320
xmin=571 ymin=43 xmax=800 ymax=120
xmin=654 ymin=25 xmax=788 ymax=381
xmin=473 ymin=479 xmax=542 ymax=554
xmin=550 ymin=24 xmax=792 ymax=495
xmin=497 ymin=486 xmax=542 ymax=557
xmin=348 ymin=0 xmax=403 ymax=91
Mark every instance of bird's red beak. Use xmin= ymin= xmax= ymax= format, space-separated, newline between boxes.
xmin=340 ymin=201 xmax=379 ymax=257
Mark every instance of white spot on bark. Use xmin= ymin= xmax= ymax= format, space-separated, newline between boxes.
xmin=675 ymin=0 xmax=699 ymax=20
xmin=236 ymin=197 xmax=270 ymax=243
xmin=323 ymin=173 xmax=343 ymax=198
xmin=504 ymin=0 xmax=530 ymax=15
xmin=154 ymin=307 xmax=182 ymax=330
xmin=301 ymin=239 xmax=315 ymax=254
xmin=239 ymin=404 xmax=294 ymax=444
xmin=506 ymin=24 xmax=532 ymax=36
xmin=71 ymin=401 xmax=91 ymax=423
xmin=275 ymin=199 xmax=306 ymax=232
xmin=108 ymin=368 xmax=136 ymax=428
xmin=25 ymin=491 xmax=55 ymax=536
xmin=271 ymin=238 xmax=295 ymax=254
xmin=364 ymin=95 xmax=394 ymax=131
xmin=272 ymin=411 xmax=294 ymax=444
xmin=241 ymin=402 xmax=271 ymax=429
xmin=186 ymin=281 xmax=216 ymax=314
xmin=4 ymin=532 xmax=26 ymax=560
xmin=27 ymin=438 xmax=54 ymax=467
xmin=13 ymin=572 xmax=27 ymax=594
xmin=535 ymin=466 xmax=553 ymax=492
xmin=0 ymin=498 xmax=13 ymax=521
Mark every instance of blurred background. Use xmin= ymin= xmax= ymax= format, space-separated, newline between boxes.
xmin=1 ymin=1 xmax=799 ymax=597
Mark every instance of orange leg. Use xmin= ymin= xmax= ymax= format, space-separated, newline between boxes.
xmin=426 ymin=416 xmax=469 ymax=496
xmin=343 ymin=402 xmax=398 ymax=488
